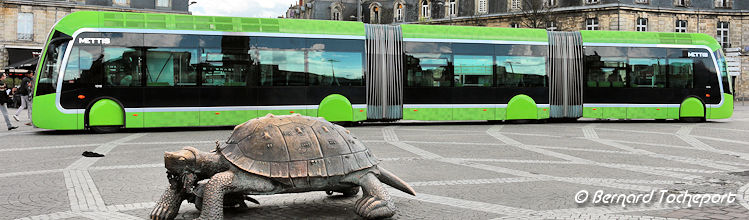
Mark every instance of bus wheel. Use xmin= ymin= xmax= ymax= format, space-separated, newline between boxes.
xmin=333 ymin=121 xmax=359 ymax=127
xmin=680 ymin=117 xmax=705 ymax=123
xmin=91 ymin=126 xmax=120 ymax=133
xmin=507 ymin=119 xmax=534 ymax=124
xmin=547 ymin=118 xmax=578 ymax=123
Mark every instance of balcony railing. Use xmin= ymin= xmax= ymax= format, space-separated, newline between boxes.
xmin=17 ymin=33 xmax=33 ymax=41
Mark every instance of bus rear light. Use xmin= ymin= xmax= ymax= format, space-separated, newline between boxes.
xmin=656 ymin=109 xmax=661 ymax=111
xmin=359 ymin=110 xmax=364 ymax=112
xmin=413 ymin=109 xmax=418 ymax=112
xmin=543 ymin=109 xmax=547 ymax=111
xmin=592 ymin=108 xmax=597 ymax=111
xmin=482 ymin=109 xmax=487 ymax=111
xmin=77 ymin=95 xmax=85 ymax=99
xmin=215 ymin=112 xmax=220 ymax=115
xmin=289 ymin=111 xmax=295 ymax=113
xmin=133 ymin=114 xmax=138 ymax=117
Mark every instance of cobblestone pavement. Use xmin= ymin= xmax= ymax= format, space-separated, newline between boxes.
xmin=3 ymin=106 xmax=749 ymax=219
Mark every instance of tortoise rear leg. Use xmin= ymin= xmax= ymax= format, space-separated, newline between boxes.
xmin=354 ymin=172 xmax=396 ymax=219
xmin=195 ymin=170 xmax=277 ymax=220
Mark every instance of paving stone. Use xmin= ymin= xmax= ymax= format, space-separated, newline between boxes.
xmin=408 ymin=142 xmax=564 ymax=161
xmin=480 ymin=162 xmax=682 ymax=181
xmin=0 ymin=146 xmax=97 ymax=174
xmin=90 ymin=168 xmax=169 ymax=206
xmin=0 ymin=173 xmax=69 ymax=219
xmin=379 ymin=159 xmax=515 ymax=182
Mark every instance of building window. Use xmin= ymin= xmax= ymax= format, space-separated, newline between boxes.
xmin=547 ymin=21 xmax=558 ymax=31
xmin=332 ymin=7 xmax=341 ymax=20
xmin=17 ymin=12 xmax=33 ymax=41
xmin=395 ymin=3 xmax=405 ymax=22
xmin=546 ymin=0 xmax=557 ymax=6
xmin=448 ymin=0 xmax=457 ymax=17
xmin=635 ymin=0 xmax=648 ymax=4
xmin=636 ymin=18 xmax=647 ymax=32
xmin=477 ymin=0 xmax=487 ymax=14
xmin=113 ymin=0 xmax=128 ymax=6
xmin=511 ymin=23 xmax=519 ymax=28
xmin=511 ymin=0 xmax=521 ymax=10
xmin=675 ymin=20 xmax=687 ymax=32
xmin=675 ymin=0 xmax=688 ymax=7
xmin=370 ymin=4 xmax=381 ymax=24
xmin=586 ymin=18 xmax=599 ymax=30
xmin=421 ymin=1 xmax=431 ymax=19
xmin=156 ymin=0 xmax=170 ymax=8
xmin=585 ymin=0 xmax=600 ymax=4
xmin=717 ymin=21 xmax=729 ymax=48
xmin=716 ymin=0 xmax=731 ymax=8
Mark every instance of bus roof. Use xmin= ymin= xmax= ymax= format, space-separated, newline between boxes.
xmin=580 ymin=30 xmax=721 ymax=51
xmin=53 ymin=11 xmax=721 ymax=51
xmin=53 ymin=11 xmax=366 ymax=37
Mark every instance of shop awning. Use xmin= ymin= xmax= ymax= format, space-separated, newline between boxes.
xmin=3 ymin=57 xmax=39 ymax=70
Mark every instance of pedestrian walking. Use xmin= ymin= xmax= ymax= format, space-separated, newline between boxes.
xmin=13 ymin=72 xmax=33 ymax=125
xmin=0 ymin=73 xmax=18 ymax=131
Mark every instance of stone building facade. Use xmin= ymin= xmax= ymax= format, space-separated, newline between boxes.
xmin=0 ymin=0 xmax=190 ymax=77
xmin=287 ymin=0 xmax=749 ymax=100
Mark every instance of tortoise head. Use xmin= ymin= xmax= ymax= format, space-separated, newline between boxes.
xmin=164 ymin=147 xmax=200 ymax=174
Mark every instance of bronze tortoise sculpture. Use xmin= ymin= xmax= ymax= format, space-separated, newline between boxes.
xmin=150 ymin=114 xmax=415 ymax=219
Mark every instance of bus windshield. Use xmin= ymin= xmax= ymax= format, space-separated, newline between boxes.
xmin=714 ymin=50 xmax=732 ymax=94
xmin=37 ymin=37 xmax=70 ymax=96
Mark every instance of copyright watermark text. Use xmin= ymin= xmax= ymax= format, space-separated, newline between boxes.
xmin=575 ymin=190 xmax=738 ymax=207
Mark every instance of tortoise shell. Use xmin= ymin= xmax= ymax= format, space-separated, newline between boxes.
xmin=220 ymin=114 xmax=378 ymax=181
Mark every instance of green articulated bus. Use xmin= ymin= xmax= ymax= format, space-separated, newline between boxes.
xmin=32 ymin=11 xmax=734 ymax=132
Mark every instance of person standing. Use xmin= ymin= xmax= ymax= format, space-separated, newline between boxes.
xmin=0 ymin=73 xmax=18 ymax=130
xmin=13 ymin=72 xmax=32 ymax=125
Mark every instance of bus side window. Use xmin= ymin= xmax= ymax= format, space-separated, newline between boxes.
xmin=143 ymin=34 xmax=199 ymax=87
xmin=628 ymin=48 xmax=667 ymax=88
xmin=103 ymin=47 xmax=141 ymax=87
xmin=404 ymin=42 xmax=452 ymax=87
xmin=201 ymin=48 xmax=251 ymax=87
xmin=666 ymin=59 xmax=693 ymax=88
xmin=145 ymin=48 xmax=198 ymax=86
xmin=452 ymin=43 xmax=493 ymax=87
xmin=667 ymin=49 xmax=694 ymax=89
xmin=252 ymin=37 xmax=306 ymax=86
xmin=495 ymin=45 xmax=547 ymax=88
xmin=200 ymin=36 xmax=252 ymax=87
xmin=254 ymin=49 xmax=306 ymax=86
xmin=307 ymin=39 xmax=364 ymax=87
xmin=63 ymin=46 xmax=103 ymax=86
xmin=584 ymin=46 xmax=626 ymax=88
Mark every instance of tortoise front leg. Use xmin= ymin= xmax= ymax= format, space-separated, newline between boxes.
xmin=195 ymin=171 xmax=234 ymax=220
xmin=196 ymin=170 xmax=277 ymax=220
xmin=150 ymin=187 xmax=186 ymax=220
xmin=354 ymin=172 xmax=396 ymax=219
